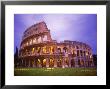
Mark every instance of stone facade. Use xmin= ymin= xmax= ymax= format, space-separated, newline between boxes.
xmin=18 ymin=21 xmax=94 ymax=68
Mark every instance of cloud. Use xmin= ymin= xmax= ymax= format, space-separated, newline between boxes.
xmin=14 ymin=14 xmax=97 ymax=54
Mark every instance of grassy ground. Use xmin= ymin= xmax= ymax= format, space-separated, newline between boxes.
xmin=14 ymin=67 xmax=97 ymax=76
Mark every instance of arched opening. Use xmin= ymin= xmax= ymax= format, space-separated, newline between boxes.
xmin=73 ymin=50 xmax=76 ymax=57
xmin=42 ymin=59 xmax=46 ymax=67
xmin=32 ymin=48 xmax=35 ymax=54
xmin=57 ymin=59 xmax=62 ymax=67
xmin=80 ymin=60 xmax=84 ymax=67
xmin=65 ymin=58 xmax=69 ymax=67
xmin=80 ymin=50 xmax=83 ymax=56
xmin=76 ymin=46 xmax=79 ymax=49
xmin=63 ymin=47 xmax=68 ymax=53
xmin=30 ymin=60 xmax=33 ymax=67
xmin=42 ymin=46 xmax=46 ymax=53
xmin=78 ymin=59 xmax=80 ymax=67
xmin=58 ymin=48 xmax=61 ymax=53
xmin=38 ymin=37 xmax=42 ymax=43
xmin=49 ymin=58 xmax=54 ymax=67
xmin=37 ymin=59 xmax=42 ymax=67
xmin=85 ymin=61 xmax=88 ymax=67
xmin=32 ymin=60 xmax=35 ymax=67
xmin=77 ymin=50 xmax=80 ymax=56
xmin=89 ymin=61 xmax=93 ymax=67
xmin=37 ymin=47 xmax=41 ymax=53
xmin=34 ymin=59 xmax=37 ymax=67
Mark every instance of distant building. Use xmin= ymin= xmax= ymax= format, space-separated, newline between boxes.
xmin=17 ymin=21 xmax=94 ymax=68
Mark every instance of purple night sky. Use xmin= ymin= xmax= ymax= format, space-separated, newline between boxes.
xmin=14 ymin=14 xmax=97 ymax=54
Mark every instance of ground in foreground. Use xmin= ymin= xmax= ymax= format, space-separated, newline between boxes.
xmin=14 ymin=67 xmax=97 ymax=76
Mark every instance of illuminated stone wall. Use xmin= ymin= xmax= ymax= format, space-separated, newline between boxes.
xmin=18 ymin=22 xmax=94 ymax=68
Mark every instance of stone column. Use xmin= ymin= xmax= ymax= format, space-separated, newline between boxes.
xmin=28 ymin=59 xmax=30 ymax=67
xmin=46 ymin=58 xmax=49 ymax=67
xmin=33 ymin=60 xmax=36 ymax=68
xmin=69 ymin=57 xmax=71 ymax=68
xmin=83 ymin=59 xmax=86 ymax=67
xmin=75 ymin=57 xmax=79 ymax=67
xmin=54 ymin=58 xmax=57 ymax=67
xmin=22 ymin=59 xmax=23 ymax=67
xmin=31 ymin=59 xmax=33 ymax=67
xmin=79 ymin=50 xmax=81 ymax=57
xmin=31 ymin=60 xmax=33 ymax=67
xmin=35 ymin=59 xmax=37 ymax=68
xmin=21 ymin=59 xmax=23 ymax=67
xmin=62 ymin=58 xmax=65 ymax=68
xmin=36 ymin=38 xmax=38 ymax=44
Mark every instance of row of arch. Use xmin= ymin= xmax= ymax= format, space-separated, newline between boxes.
xmin=17 ymin=58 xmax=94 ymax=68
xmin=21 ymin=34 xmax=48 ymax=49
xmin=20 ymin=46 xmax=92 ymax=59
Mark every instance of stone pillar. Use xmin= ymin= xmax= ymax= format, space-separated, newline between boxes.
xmin=46 ymin=58 xmax=49 ymax=67
xmin=69 ymin=57 xmax=71 ymax=68
xmin=28 ymin=59 xmax=30 ymax=67
xmin=36 ymin=38 xmax=38 ymax=44
xmin=54 ymin=58 xmax=57 ymax=67
xmin=84 ymin=60 xmax=86 ymax=67
xmin=22 ymin=59 xmax=24 ymax=67
xmin=79 ymin=50 xmax=81 ymax=57
xmin=31 ymin=60 xmax=34 ymax=67
xmin=33 ymin=60 xmax=36 ymax=68
xmin=35 ymin=59 xmax=37 ymax=68
xmin=75 ymin=57 xmax=79 ymax=67
xmin=62 ymin=58 xmax=65 ymax=68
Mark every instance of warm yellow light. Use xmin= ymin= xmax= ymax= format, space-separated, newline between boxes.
xmin=43 ymin=46 xmax=46 ymax=53
xmin=50 ymin=59 xmax=54 ymax=62
xmin=50 ymin=59 xmax=52 ymax=62
xmin=43 ymin=59 xmax=46 ymax=62
xmin=43 ymin=59 xmax=46 ymax=63
xmin=50 ymin=46 xmax=53 ymax=54
xmin=38 ymin=59 xmax=40 ymax=62
xmin=32 ymin=48 xmax=35 ymax=51
xmin=32 ymin=48 xmax=35 ymax=53
xmin=37 ymin=47 xmax=40 ymax=52
xmin=32 ymin=61 xmax=34 ymax=64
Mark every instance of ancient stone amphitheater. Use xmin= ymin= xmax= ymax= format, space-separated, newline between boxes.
xmin=18 ymin=21 xmax=94 ymax=68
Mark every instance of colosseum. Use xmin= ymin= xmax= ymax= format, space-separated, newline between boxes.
xmin=18 ymin=21 xmax=94 ymax=68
